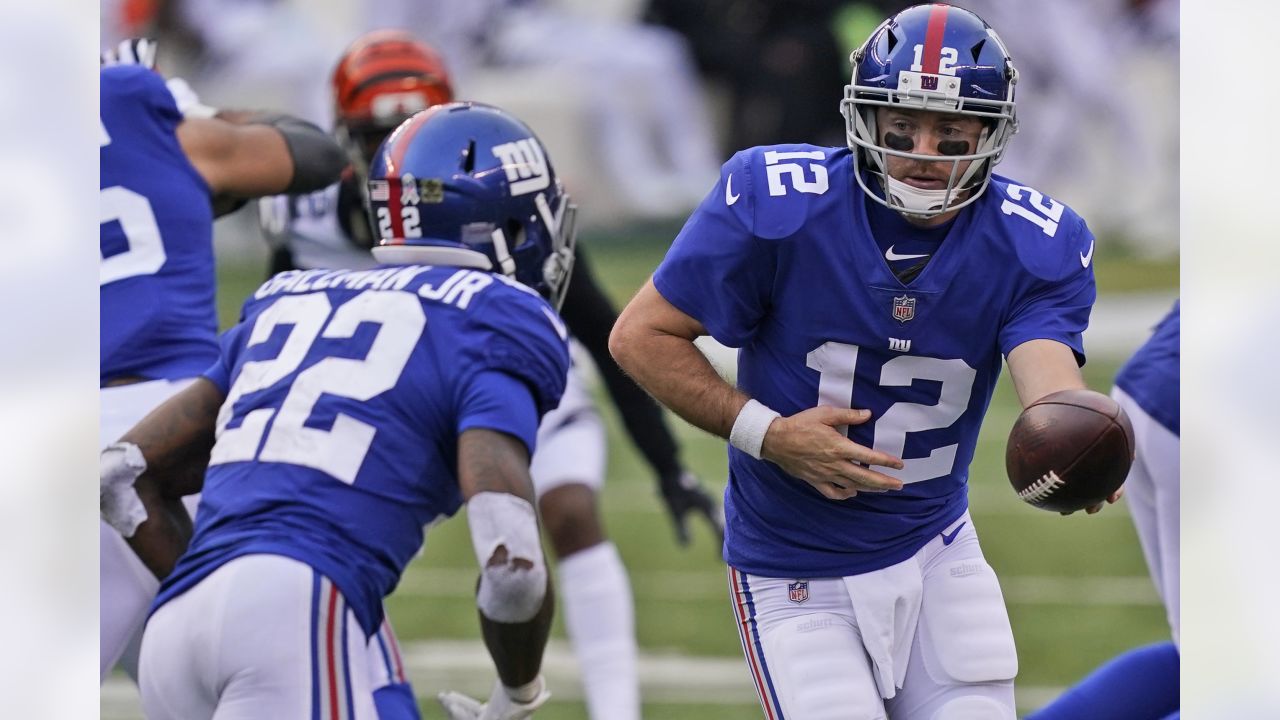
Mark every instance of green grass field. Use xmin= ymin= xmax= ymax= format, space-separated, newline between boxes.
xmin=208 ymin=224 xmax=1178 ymax=719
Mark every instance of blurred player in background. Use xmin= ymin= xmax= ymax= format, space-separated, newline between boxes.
xmin=101 ymin=103 xmax=576 ymax=719
xmin=611 ymin=4 xmax=1121 ymax=718
xmin=1027 ymin=301 xmax=1180 ymax=720
xmin=99 ymin=48 xmax=345 ymax=689
xmin=259 ymin=30 xmax=723 ymax=719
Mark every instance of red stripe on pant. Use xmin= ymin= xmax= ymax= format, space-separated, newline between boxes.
xmin=730 ymin=568 xmax=779 ymax=720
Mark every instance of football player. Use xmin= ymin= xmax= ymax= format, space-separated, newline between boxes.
xmin=1027 ymin=302 xmax=1180 ymax=720
xmin=258 ymin=30 xmax=724 ymax=720
xmin=101 ymin=103 xmax=576 ymax=720
xmin=100 ymin=58 xmax=344 ymax=686
xmin=610 ymin=4 xmax=1120 ymax=718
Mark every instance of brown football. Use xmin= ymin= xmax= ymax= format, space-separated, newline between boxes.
xmin=1005 ymin=388 xmax=1136 ymax=513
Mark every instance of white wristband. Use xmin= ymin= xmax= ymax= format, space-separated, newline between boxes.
xmin=729 ymin=399 xmax=780 ymax=460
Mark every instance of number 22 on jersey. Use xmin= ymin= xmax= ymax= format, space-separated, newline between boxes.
xmin=209 ymin=291 xmax=426 ymax=483
xmin=807 ymin=341 xmax=976 ymax=484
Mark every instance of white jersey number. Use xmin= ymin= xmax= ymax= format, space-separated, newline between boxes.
xmin=805 ymin=341 xmax=976 ymax=484
xmin=376 ymin=206 xmax=422 ymax=239
xmin=764 ymin=150 xmax=829 ymax=197
xmin=209 ymin=291 xmax=426 ymax=483
xmin=999 ymin=184 xmax=1064 ymax=237
xmin=100 ymin=120 xmax=167 ymax=285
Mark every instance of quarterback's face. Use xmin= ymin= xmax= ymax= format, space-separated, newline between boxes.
xmin=875 ymin=107 xmax=985 ymax=191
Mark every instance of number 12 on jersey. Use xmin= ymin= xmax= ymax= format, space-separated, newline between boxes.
xmin=806 ymin=341 xmax=976 ymax=484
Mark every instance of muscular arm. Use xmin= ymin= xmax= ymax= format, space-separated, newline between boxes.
xmin=610 ymin=279 xmax=903 ymax=499
xmin=1006 ymin=339 xmax=1087 ymax=407
xmin=609 ymin=278 xmax=745 ymax=438
xmin=119 ymin=378 xmax=224 ymax=579
xmin=457 ymin=428 xmax=552 ymax=690
xmin=176 ymin=112 xmax=344 ymax=201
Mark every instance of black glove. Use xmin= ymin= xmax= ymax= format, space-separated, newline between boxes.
xmin=659 ymin=470 xmax=725 ymax=548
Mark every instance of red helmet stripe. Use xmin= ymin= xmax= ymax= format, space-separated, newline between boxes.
xmin=387 ymin=177 xmax=404 ymax=243
xmin=921 ymin=4 xmax=950 ymax=74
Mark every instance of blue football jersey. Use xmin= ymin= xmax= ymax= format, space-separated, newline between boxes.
xmin=654 ymin=145 xmax=1096 ymax=578
xmin=100 ymin=65 xmax=217 ymax=385
xmin=1114 ymin=301 xmax=1179 ymax=436
xmin=153 ymin=265 xmax=571 ymax=634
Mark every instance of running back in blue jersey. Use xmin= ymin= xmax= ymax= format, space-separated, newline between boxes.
xmin=1115 ymin=302 xmax=1179 ymax=436
xmin=100 ymin=65 xmax=217 ymax=384
xmin=153 ymin=264 xmax=571 ymax=634
xmin=654 ymin=145 xmax=1096 ymax=578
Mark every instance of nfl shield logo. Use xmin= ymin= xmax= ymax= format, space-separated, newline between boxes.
xmin=788 ymin=580 xmax=809 ymax=604
xmin=893 ymin=295 xmax=916 ymax=323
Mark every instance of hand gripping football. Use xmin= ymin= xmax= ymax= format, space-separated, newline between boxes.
xmin=1005 ymin=389 xmax=1135 ymax=513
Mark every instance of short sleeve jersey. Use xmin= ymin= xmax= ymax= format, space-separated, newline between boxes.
xmin=654 ymin=145 xmax=1097 ymax=578
xmin=1114 ymin=301 xmax=1179 ymax=435
xmin=153 ymin=265 xmax=571 ymax=634
xmin=100 ymin=65 xmax=217 ymax=384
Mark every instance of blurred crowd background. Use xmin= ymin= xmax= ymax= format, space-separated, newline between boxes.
xmin=101 ymin=0 xmax=1179 ymax=257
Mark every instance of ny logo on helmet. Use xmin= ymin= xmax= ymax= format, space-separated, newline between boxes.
xmin=492 ymin=139 xmax=550 ymax=196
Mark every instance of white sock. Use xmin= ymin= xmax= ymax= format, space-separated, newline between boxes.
xmin=558 ymin=542 xmax=639 ymax=720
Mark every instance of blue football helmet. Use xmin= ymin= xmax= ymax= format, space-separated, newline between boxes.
xmin=841 ymin=3 xmax=1018 ymax=218
xmin=367 ymin=102 xmax=577 ymax=309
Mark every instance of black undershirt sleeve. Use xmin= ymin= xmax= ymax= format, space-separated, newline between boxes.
xmin=559 ymin=246 xmax=683 ymax=481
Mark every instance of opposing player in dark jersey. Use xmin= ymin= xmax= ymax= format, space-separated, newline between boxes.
xmin=611 ymin=5 xmax=1120 ymax=718
xmin=257 ymin=30 xmax=723 ymax=719
xmin=99 ymin=60 xmax=344 ymax=685
xmin=101 ymin=103 xmax=576 ymax=719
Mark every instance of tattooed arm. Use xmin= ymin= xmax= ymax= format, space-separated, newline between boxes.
xmin=119 ymin=378 xmax=225 ymax=579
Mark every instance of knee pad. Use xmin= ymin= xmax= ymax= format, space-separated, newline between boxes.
xmin=931 ymin=695 xmax=1015 ymax=720
xmin=468 ymin=492 xmax=547 ymax=623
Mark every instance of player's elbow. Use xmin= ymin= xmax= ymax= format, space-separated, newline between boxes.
xmin=608 ymin=311 xmax=643 ymax=377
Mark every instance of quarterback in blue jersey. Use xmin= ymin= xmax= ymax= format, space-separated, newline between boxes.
xmin=99 ymin=58 xmax=344 ymax=685
xmin=101 ymin=103 xmax=576 ymax=720
xmin=612 ymin=4 xmax=1118 ymax=719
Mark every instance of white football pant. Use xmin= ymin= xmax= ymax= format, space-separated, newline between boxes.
xmin=139 ymin=554 xmax=377 ymax=720
xmin=729 ymin=512 xmax=1018 ymax=720
xmin=1111 ymin=387 xmax=1180 ymax=644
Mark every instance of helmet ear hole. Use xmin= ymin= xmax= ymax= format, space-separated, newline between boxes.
xmin=506 ymin=219 xmax=525 ymax=249
xmin=463 ymin=139 xmax=477 ymax=174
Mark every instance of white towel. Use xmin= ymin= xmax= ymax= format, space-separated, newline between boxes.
xmin=842 ymin=557 xmax=923 ymax=700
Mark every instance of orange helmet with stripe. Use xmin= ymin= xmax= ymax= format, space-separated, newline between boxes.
xmin=331 ymin=30 xmax=454 ymax=175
